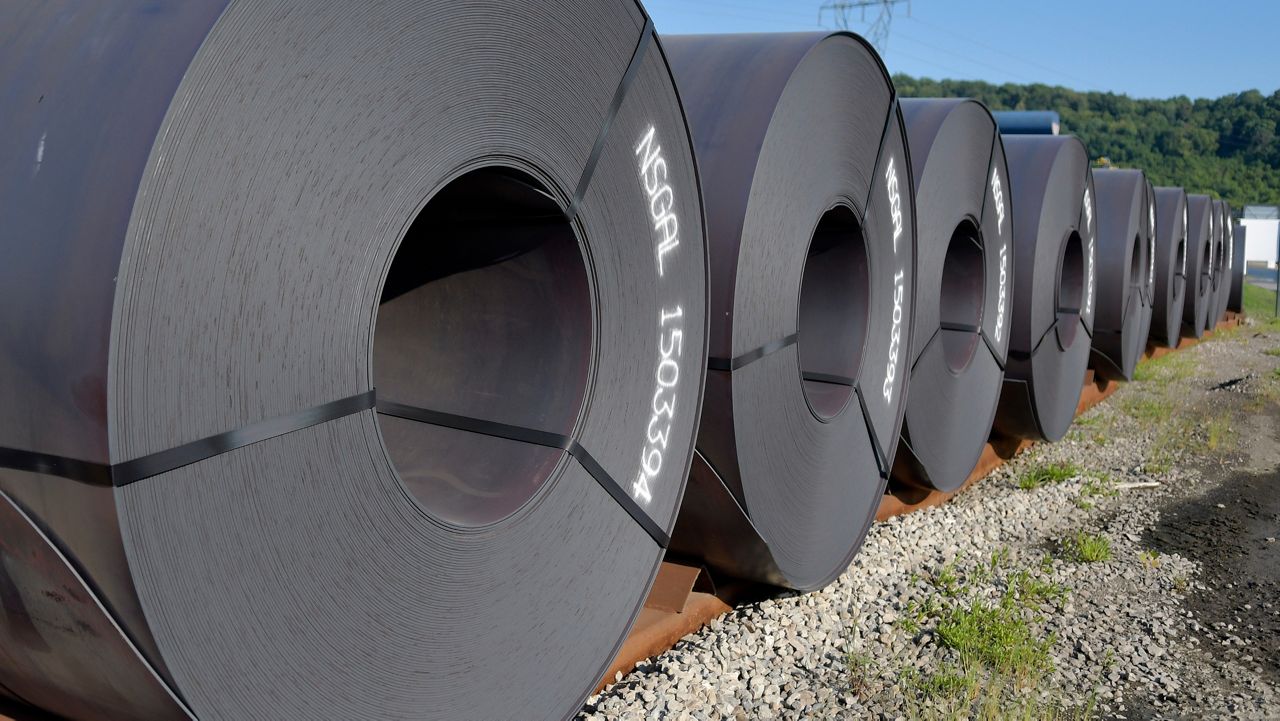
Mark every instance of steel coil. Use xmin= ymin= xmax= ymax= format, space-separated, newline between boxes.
xmin=892 ymin=98 xmax=1012 ymax=492
xmin=1183 ymin=195 xmax=1216 ymax=339
xmin=0 ymin=2 xmax=709 ymax=719
xmin=1089 ymin=168 xmax=1153 ymax=381
xmin=665 ymin=32 xmax=916 ymax=590
xmin=1151 ymin=187 xmax=1189 ymax=347
xmin=992 ymin=135 xmax=1096 ymax=442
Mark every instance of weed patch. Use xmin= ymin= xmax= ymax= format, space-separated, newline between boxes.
xmin=1076 ymin=475 xmax=1119 ymax=509
xmin=1017 ymin=462 xmax=1081 ymax=490
xmin=1243 ymin=283 xmax=1280 ymax=328
xmin=1133 ymin=351 xmax=1195 ymax=382
xmin=1063 ymin=531 xmax=1113 ymax=563
xmin=882 ymin=552 xmax=1089 ymax=720
xmin=1118 ymin=395 xmax=1173 ymax=424
xmin=1205 ymin=415 xmax=1232 ymax=451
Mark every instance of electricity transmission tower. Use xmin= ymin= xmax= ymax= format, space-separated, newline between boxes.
xmin=818 ymin=0 xmax=910 ymax=51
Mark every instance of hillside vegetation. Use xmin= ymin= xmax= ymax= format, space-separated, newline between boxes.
xmin=894 ymin=75 xmax=1280 ymax=210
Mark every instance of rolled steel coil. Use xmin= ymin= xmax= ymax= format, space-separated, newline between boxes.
xmin=1212 ymin=200 xmax=1234 ymax=324
xmin=1229 ymin=221 xmax=1246 ymax=313
xmin=892 ymin=98 xmax=1012 ymax=493
xmin=992 ymin=135 xmax=1096 ymax=442
xmin=0 ymin=2 xmax=710 ymax=719
xmin=1183 ymin=195 xmax=1216 ymax=339
xmin=1204 ymin=199 xmax=1227 ymax=331
xmin=1151 ymin=187 xmax=1189 ymax=347
xmin=665 ymin=32 xmax=916 ymax=591
xmin=1089 ymin=168 xmax=1153 ymax=381
xmin=1141 ymin=177 xmax=1158 ymax=342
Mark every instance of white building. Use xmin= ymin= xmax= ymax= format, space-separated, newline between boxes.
xmin=1241 ymin=205 xmax=1279 ymax=269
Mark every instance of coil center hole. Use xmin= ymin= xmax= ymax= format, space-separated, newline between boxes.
xmin=1201 ymin=238 xmax=1213 ymax=290
xmin=1056 ymin=230 xmax=1085 ymax=346
xmin=373 ymin=166 xmax=593 ymax=527
xmin=797 ymin=204 xmax=869 ymax=421
xmin=1129 ymin=233 xmax=1144 ymax=289
xmin=939 ymin=218 xmax=986 ymax=374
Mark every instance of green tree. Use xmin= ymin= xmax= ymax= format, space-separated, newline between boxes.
xmin=893 ymin=75 xmax=1280 ymax=209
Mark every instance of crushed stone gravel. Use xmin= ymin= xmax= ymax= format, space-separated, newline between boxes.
xmin=581 ymin=320 xmax=1280 ymax=720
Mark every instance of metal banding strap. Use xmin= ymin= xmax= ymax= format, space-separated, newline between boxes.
xmin=707 ymin=333 xmax=799 ymax=372
xmin=0 ymin=447 xmax=112 ymax=486
xmin=851 ymin=95 xmax=901 ymax=480
xmin=1006 ymin=309 xmax=1090 ymax=362
xmin=862 ymin=94 xmax=899 ymax=224
xmin=567 ymin=16 xmax=655 ymax=221
xmin=800 ymin=371 xmax=854 ymax=387
xmin=0 ymin=390 xmax=377 ymax=488
xmin=377 ymin=400 xmax=670 ymax=549
xmin=852 ymin=385 xmax=889 ymax=479
xmin=979 ymin=330 xmax=1006 ymax=371
xmin=937 ymin=322 xmax=1006 ymax=373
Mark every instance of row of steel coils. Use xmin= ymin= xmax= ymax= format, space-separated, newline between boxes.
xmin=0 ymin=6 xmax=1244 ymax=721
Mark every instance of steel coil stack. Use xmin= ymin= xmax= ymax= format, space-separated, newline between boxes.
xmin=0 ymin=6 xmax=1255 ymax=719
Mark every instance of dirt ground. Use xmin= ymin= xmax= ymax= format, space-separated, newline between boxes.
xmin=1143 ymin=400 xmax=1280 ymax=713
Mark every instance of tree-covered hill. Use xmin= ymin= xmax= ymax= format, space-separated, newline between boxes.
xmin=893 ymin=75 xmax=1280 ymax=211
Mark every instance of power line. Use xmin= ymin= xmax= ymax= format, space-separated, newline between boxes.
xmin=819 ymin=1 xmax=910 ymax=51
xmin=902 ymin=13 xmax=1090 ymax=87
xmin=888 ymin=30 xmax=1039 ymax=84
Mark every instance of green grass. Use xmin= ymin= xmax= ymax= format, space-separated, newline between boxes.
xmin=845 ymin=650 xmax=876 ymax=698
xmin=1205 ymin=415 xmax=1232 ymax=451
xmin=1007 ymin=569 xmax=1069 ymax=608
xmin=1017 ymin=462 xmax=1081 ymax=490
xmin=1132 ymin=351 xmax=1196 ymax=383
xmin=875 ymin=553 xmax=1091 ymax=720
xmin=1243 ymin=283 xmax=1280 ymax=328
xmin=898 ymin=665 xmax=1098 ymax=720
xmin=1139 ymin=550 xmax=1161 ymax=569
xmin=1264 ymin=348 xmax=1280 ymax=357
xmin=936 ymin=600 xmax=1055 ymax=685
xmin=1118 ymin=395 xmax=1174 ymax=424
xmin=1063 ymin=532 xmax=1113 ymax=563
xmin=1113 ymin=389 xmax=1203 ymax=475
xmin=1075 ymin=475 xmax=1118 ymax=509
xmin=1039 ymin=553 xmax=1055 ymax=575
xmin=1073 ymin=413 xmax=1108 ymax=428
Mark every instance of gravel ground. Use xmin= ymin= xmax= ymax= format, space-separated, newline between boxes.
xmin=581 ymin=320 xmax=1280 ymax=721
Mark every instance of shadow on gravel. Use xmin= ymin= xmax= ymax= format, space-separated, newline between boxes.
xmin=1145 ymin=465 xmax=1280 ymax=680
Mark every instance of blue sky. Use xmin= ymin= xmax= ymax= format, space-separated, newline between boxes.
xmin=646 ymin=0 xmax=1279 ymax=100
